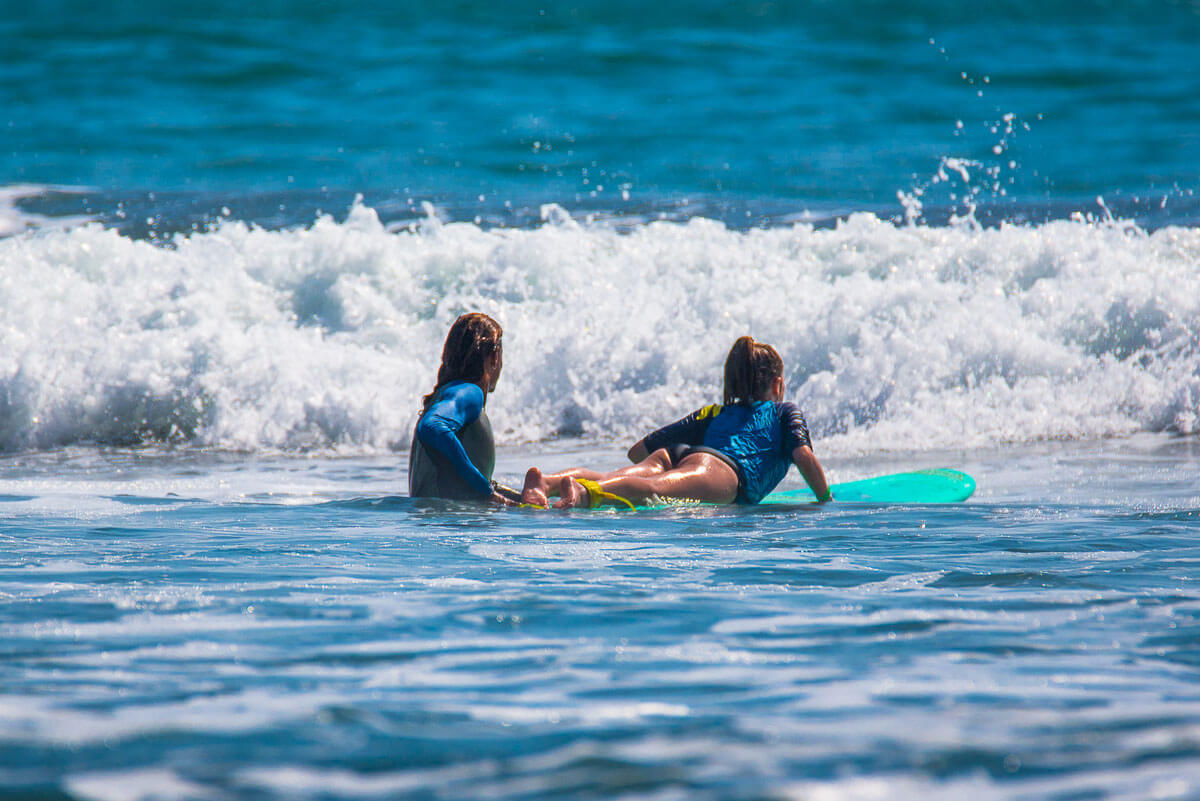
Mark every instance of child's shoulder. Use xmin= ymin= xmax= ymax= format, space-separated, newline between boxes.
xmin=426 ymin=381 xmax=486 ymax=413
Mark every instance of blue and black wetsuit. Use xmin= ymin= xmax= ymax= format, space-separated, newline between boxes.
xmin=409 ymin=381 xmax=495 ymax=500
xmin=641 ymin=401 xmax=813 ymax=504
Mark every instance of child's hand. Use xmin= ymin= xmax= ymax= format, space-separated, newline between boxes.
xmin=489 ymin=491 xmax=519 ymax=507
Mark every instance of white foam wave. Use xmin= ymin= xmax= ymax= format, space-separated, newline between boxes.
xmin=1 ymin=202 xmax=1197 ymax=456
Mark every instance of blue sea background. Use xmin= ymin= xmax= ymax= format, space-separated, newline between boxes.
xmin=5 ymin=0 xmax=1200 ymax=230
xmin=2 ymin=2 xmax=1200 ymax=800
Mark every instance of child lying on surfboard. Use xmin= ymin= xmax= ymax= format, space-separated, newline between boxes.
xmin=521 ymin=336 xmax=832 ymax=509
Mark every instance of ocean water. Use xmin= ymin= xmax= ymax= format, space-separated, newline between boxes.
xmin=3 ymin=1 xmax=1200 ymax=799
xmin=2 ymin=439 xmax=1200 ymax=801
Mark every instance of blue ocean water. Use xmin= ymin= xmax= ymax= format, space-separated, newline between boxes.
xmin=3 ymin=1 xmax=1200 ymax=799
xmin=2 ymin=440 xmax=1200 ymax=801
xmin=3 ymin=0 xmax=1199 ymax=231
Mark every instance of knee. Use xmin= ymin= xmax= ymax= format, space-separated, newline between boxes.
xmin=648 ymin=448 xmax=674 ymax=468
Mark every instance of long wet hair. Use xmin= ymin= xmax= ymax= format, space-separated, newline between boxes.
xmin=421 ymin=312 xmax=503 ymax=413
xmin=723 ymin=336 xmax=784 ymax=406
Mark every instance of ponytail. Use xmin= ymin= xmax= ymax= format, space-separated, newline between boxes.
xmin=421 ymin=312 xmax=503 ymax=413
xmin=723 ymin=336 xmax=783 ymax=406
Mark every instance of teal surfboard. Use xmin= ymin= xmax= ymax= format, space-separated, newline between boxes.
xmin=761 ymin=468 xmax=975 ymax=505
xmin=514 ymin=468 xmax=976 ymax=510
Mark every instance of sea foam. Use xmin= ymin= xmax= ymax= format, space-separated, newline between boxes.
xmin=1 ymin=201 xmax=1197 ymax=456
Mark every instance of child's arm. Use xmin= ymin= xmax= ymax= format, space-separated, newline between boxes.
xmin=792 ymin=444 xmax=832 ymax=503
xmin=781 ymin=402 xmax=831 ymax=502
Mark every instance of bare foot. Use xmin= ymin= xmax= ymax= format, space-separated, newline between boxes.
xmin=521 ymin=467 xmax=549 ymax=507
xmin=553 ymin=477 xmax=588 ymax=509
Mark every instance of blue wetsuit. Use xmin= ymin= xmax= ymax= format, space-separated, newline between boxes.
xmin=641 ymin=401 xmax=812 ymax=504
xmin=410 ymin=381 xmax=493 ymax=498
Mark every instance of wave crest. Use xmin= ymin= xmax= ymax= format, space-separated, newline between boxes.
xmin=1 ymin=203 xmax=1197 ymax=455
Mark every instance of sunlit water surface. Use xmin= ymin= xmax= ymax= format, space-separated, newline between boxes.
xmin=2 ymin=437 xmax=1198 ymax=801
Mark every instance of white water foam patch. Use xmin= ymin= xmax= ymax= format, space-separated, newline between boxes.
xmin=1 ymin=203 xmax=1198 ymax=455
xmin=0 ymin=184 xmax=94 ymax=238
xmin=67 ymin=768 xmax=213 ymax=801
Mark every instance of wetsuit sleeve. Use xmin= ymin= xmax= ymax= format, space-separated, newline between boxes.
xmin=780 ymin=402 xmax=812 ymax=452
xmin=642 ymin=405 xmax=722 ymax=453
xmin=415 ymin=383 xmax=492 ymax=496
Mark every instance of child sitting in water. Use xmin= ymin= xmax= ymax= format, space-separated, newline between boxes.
xmin=521 ymin=336 xmax=832 ymax=509
xmin=409 ymin=312 xmax=519 ymax=504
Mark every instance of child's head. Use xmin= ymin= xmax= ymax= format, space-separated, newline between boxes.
xmin=723 ymin=336 xmax=784 ymax=406
xmin=423 ymin=312 xmax=503 ymax=410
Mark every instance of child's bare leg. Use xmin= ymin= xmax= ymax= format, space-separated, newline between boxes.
xmin=554 ymin=474 xmax=658 ymax=508
xmin=643 ymin=454 xmax=740 ymax=503
xmin=522 ymin=466 xmax=607 ymax=506
xmin=554 ymin=476 xmax=590 ymax=509
xmin=521 ymin=450 xmax=675 ymax=506
xmin=615 ymin=448 xmax=674 ymax=478
xmin=521 ymin=467 xmax=552 ymax=506
xmin=556 ymin=454 xmax=739 ymax=508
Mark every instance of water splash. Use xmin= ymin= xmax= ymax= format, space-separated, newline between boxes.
xmin=1 ymin=201 xmax=1197 ymax=455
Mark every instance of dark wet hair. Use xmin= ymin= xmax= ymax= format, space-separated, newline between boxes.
xmin=421 ymin=312 xmax=503 ymax=413
xmin=723 ymin=336 xmax=784 ymax=406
